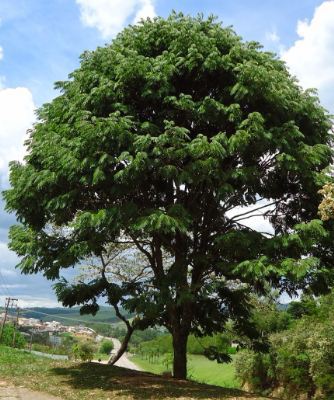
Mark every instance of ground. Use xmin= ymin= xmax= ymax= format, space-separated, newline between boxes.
xmin=0 ymin=381 xmax=61 ymax=400
xmin=0 ymin=346 xmax=273 ymax=400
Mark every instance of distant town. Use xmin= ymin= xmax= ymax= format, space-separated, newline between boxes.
xmin=0 ymin=312 xmax=96 ymax=337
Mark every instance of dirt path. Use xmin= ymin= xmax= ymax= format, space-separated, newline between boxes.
xmin=0 ymin=381 xmax=61 ymax=400
xmin=93 ymin=337 xmax=141 ymax=371
xmin=110 ymin=338 xmax=142 ymax=370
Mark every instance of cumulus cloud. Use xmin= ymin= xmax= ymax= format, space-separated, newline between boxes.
xmin=76 ymin=0 xmax=156 ymax=39
xmin=282 ymin=0 xmax=334 ymax=111
xmin=0 ymin=87 xmax=36 ymax=189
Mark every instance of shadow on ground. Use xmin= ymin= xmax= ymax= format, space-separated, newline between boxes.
xmin=51 ymin=363 xmax=272 ymax=399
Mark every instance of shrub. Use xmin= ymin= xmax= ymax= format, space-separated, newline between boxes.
xmin=99 ymin=339 xmax=114 ymax=354
xmin=235 ymin=296 xmax=334 ymax=399
xmin=235 ymin=349 xmax=274 ymax=392
xmin=72 ymin=342 xmax=94 ymax=361
xmin=0 ymin=324 xmax=25 ymax=348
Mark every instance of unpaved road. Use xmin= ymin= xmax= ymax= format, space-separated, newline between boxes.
xmin=94 ymin=337 xmax=141 ymax=371
xmin=111 ymin=338 xmax=141 ymax=370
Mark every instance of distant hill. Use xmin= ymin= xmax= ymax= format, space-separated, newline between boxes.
xmin=20 ymin=306 xmax=131 ymax=326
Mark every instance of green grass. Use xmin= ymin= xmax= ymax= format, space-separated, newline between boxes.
xmin=93 ymin=352 xmax=110 ymax=361
xmin=132 ymin=354 xmax=240 ymax=388
xmin=0 ymin=345 xmax=270 ymax=399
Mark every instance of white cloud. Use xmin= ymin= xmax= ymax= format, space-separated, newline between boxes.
xmin=0 ymin=46 xmax=3 ymax=61
xmin=0 ymin=87 xmax=36 ymax=188
xmin=226 ymin=200 xmax=275 ymax=235
xmin=0 ymin=295 xmax=60 ymax=308
xmin=76 ymin=0 xmax=156 ymax=39
xmin=266 ymin=30 xmax=280 ymax=43
xmin=282 ymin=1 xmax=334 ymax=111
xmin=133 ymin=0 xmax=155 ymax=24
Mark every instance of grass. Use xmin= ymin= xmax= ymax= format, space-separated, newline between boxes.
xmin=93 ymin=351 xmax=110 ymax=361
xmin=0 ymin=345 xmax=271 ymax=399
xmin=131 ymin=354 xmax=240 ymax=388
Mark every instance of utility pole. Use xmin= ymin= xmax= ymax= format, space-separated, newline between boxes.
xmin=12 ymin=306 xmax=20 ymax=347
xmin=0 ymin=297 xmax=18 ymax=341
xmin=29 ymin=329 xmax=34 ymax=351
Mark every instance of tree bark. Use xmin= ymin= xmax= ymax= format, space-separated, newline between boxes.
xmin=172 ymin=329 xmax=188 ymax=379
xmin=107 ymin=326 xmax=133 ymax=365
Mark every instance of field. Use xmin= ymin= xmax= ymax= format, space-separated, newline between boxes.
xmin=0 ymin=345 xmax=271 ymax=400
xmin=132 ymin=354 xmax=240 ymax=388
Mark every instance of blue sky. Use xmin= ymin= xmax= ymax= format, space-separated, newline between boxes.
xmin=0 ymin=0 xmax=333 ymax=307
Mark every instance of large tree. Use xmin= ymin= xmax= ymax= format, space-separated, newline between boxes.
xmin=4 ymin=13 xmax=334 ymax=379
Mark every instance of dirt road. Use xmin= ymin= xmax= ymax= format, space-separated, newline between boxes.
xmin=94 ymin=337 xmax=141 ymax=370
xmin=109 ymin=338 xmax=142 ymax=370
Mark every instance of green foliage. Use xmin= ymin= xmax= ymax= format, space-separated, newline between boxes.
xmin=136 ymin=333 xmax=236 ymax=357
xmin=250 ymin=296 xmax=292 ymax=335
xmin=0 ymin=324 xmax=26 ymax=348
xmin=4 ymin=12 xmax=334 ymax=378
xmin=72 ymin=342 xmax=94 ymax=362
xmin=31 ymin=343 xmax=70 ymax=356
xmin=235 ymin=350 xmax=275 ymax=392
xmin=287 ymin=295 xmax=317 ymax=319
xmin=99 ymin=339 xmax=114 ymax=354
xmin=235 ymin=292 xmax=334 ymax=399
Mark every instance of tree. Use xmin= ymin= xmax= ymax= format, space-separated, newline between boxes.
xmin=58 ymin=241 xmax=158 ymax=365
xmin=4 ymin=13 xmax=334 ymax=379
xmin=287 ymin=294 xmax=317 ymax=320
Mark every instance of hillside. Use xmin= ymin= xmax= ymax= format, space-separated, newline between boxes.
xmin=20 ymin=306 xmax=131 ymax=326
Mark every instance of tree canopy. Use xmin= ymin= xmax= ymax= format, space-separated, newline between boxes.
xmin=4 ymin=13 xmax=334 ymax=379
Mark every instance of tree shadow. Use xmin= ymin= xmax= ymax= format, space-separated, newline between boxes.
xmin=51 ymin=362 xmax=273 ymax=399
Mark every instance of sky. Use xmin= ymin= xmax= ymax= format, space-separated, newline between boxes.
xmin=0 ymin=0 xmax=334 ymax=307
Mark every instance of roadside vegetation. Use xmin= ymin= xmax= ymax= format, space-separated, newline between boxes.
xmin=0 ymin=323 xmax=26 ymax=348
xmin=235 ymin=292 xmax=334 ymax=399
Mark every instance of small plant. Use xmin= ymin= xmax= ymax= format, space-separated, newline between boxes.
xmin=72 ymin=342 xmax=94 ymax=361
xmin=162 ymin=352 xmax=173 ymax=371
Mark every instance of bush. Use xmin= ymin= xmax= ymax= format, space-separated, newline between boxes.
xmin=72 ymin=342 xmax=94 ymax=361
xmin=99 ymin=339 xmax=114 ymax=354
xmin=0 ymin=324 xmax=26 ymax=348
xmin=235 ymin=293 xmax=334 ymax=399
xmin=235 ymin=349 xmax=275 ymax=392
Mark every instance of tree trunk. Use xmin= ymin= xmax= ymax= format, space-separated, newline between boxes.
xmin=107 ymin=326 xmax=133 ymax=365
xmin=172 ymin=329 xmax=188 ymax=379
